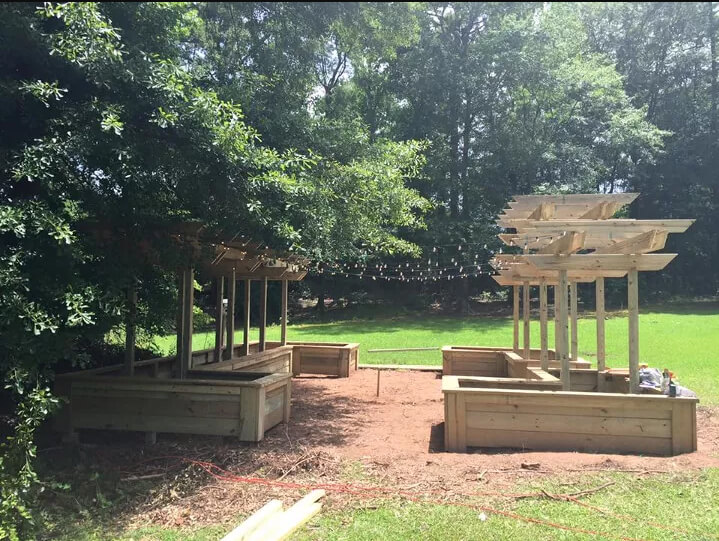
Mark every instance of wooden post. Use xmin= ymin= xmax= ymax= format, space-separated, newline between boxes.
xmin=259 ymin=276 xmax=268 ymax=352
xmin=539 ymin=279 xmax=548 ymax=371
xmin=242 ymin=279 xmax=251 ymax=355
xmin=570 ymin=281 xmax=578 ymax=362
xmin=124 ymin=283 xmax=137 ymax=376
xmin=223 ymin=270 xmax=236 ymax=360
xmin=512 ymin=285 xmax=519 ymax=353
xmin=522 ymin=281 xmax=530 ymax=359
xmin=175 ymin=271 xmax=185 ymax=377
xmin=553 ymin=285 xmax=559 ymax=354
xmin=213 ymin=276 xmax=224 ymax=363
xmin=180 ymin=267 xmax=194 ymax=378
xmin=596 ymin=277 xmax=606 ymax=371
xmin=281 ymin=279 xmax=288 ymax=346
xmin=628 ymin=269 xmax=639 ymax=393
xmin=559 ymin=270 xmax=570 ymax=390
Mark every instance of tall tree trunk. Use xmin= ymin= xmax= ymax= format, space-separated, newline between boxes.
xmin=448 ymin=85 xmax=460 ymax=218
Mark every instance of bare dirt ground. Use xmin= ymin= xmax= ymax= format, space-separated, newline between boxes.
xmin=43 ymin=369 xmax=719 ymax=532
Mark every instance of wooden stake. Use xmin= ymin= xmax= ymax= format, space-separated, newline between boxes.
xmin=522 ymin=281 xmax=530 ymax=359
xmin=281 ymin=279 xmax=288 ymax=346
xmin=213 ymin=276 xmax=224 ymax=363
xmin=221 ymin=500 xmax=283 ymax=541
xmin=242 ymin=279 xmax=251 ymax=356
xmin=539 ymin=279 xmax=548 ymax=371
xmin=553 ymin=285 xmax=559 ymax=354
xmin=570 ymin=281 xmax=578 ymax=362
xmin=628 ymin=269 xmax=639 ymax=393
xmin=559 ymin=270 xmax=570 ymax=390
xmin=513 ymin=285 xmax=519 ymax=353
xmin=124 ymin=283 xmax=136 ymax=376
xmin=596 ymin=277 xmax=606 ymax=371
xmin=175 ymin=271 xmax=185 ymax=377
xmin=259 ymin=276 xmax=268 ymax=352
xmin=376 ymin=368 xmax=381 ymax=397
xmin=224 ymin=270 xmax=236 ymax=360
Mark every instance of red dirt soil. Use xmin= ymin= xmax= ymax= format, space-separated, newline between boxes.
xmin=277 ymin=369 xmax=719 ymax=479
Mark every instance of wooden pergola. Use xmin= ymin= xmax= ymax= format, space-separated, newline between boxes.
xmin=491 ymin=193 xmax=694 ymax=393
xmin=120 ymin=226 xmax=308 ymax=379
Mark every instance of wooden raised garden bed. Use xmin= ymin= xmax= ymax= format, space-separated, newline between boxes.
xmin=442 ymin=346 xmax=590 ymax=378
xmin=264 ymin=341 xmax=359 ymax=377
xmin=443 ymin=375 xmax=697 ymax=456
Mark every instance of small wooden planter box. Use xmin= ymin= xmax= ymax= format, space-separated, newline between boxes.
xmin=264 ymin=342 xmax=359 ymax=377
xmin=442 ymin=346 xmax=590 ymax=377
xmin=443 ymin=376 xmax=697 ymax=456
xmin=200 ymin=345 xmax=293 ymax=374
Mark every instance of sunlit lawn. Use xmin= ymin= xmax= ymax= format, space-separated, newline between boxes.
xmin=153 ymin=303 xmax=719 ymax=404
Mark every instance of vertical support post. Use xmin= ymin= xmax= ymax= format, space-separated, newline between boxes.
xmin=539 ymin=279 xmax=548 ymax=371
xmin=124 ymin=283 xmax=137 ymax=376
xmin=281 ymin=279 xmax=288 ymax=346
xmin=259 ymin=276 xmax=268 ymax=352
xmin=223 ymin=270 xmax=236 ymax=360
xmin=512 ymin=285 xmax=520 ymax=353
xmin=596 ymin=277 xmax=606 ymax=371
xmin=559 ymin=270 xmax=570 ymax=390
xmin=628 ymin=269 xmax=639 ymax=393
xmin=180 ymin=267 xmax=194 ymax=378
xmin=570 ymin=281 xmax=578 ymax=362
xmin=213 ymin=276 xmax=224 ymax=363
xmin=175 ymin=271 xmax=185 ymax=377
xmin=553 ymin=285 xmax=559 ymax=355
xmin=242 ymin=279 xmax=251 ymax=355
xmin=522 ymin=282 xmax=530 ymax=359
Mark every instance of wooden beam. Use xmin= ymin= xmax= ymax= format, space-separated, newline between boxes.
xmin=553 ymin=285 xmax=559 ymax=355
xmin=596 ymin=277 xmax=606 ymax=371
xmin=539 ymin=279 xmax=548 ymax=371
xmin=579 ymin=201 xmax=622 ymax=220
xmin=223 ymin=270 xmax=236 ymax=361
xmin=570 ymin=281 xmax=578 ymax=362
xmin=281 ymin=279 xmax=288 ymax=346
xmin=527 ymin=202 xmax=555 ymax=220
xmin=525 ymin=253 xmax=677 ymax=271
xmin=213 ymin=276 xmax=224 ymax=363
xmin=124 ymin=283 xmax=137 ymax=376
xmin=509 ymin=193 xmax=639 ymax=207
xmin=259 ymin=277 xmax=268 ymax=352
xmin=559 ymin=270 xmax=570 ymax=391
xmin=242 ymin=279 xmax=251 ymax=355
xmin=180 ymin=267 xmax=194 ymax=378
xmin=517 ymin=219 xmax=694 ymax=234
xmin=628 ymin=269 xmax=639 ymax=393
xmin=537 ymin=231 xmax=586 ymax=255
xmin=175 ymin=272 xmax=185 ymax=377
xmin=593 ymin=229 xmax=668 ymax=255
xmin=513 ymin=285 xmax=519 ymax=353
xmin=522 ymin=281 xmax=530 ymax=360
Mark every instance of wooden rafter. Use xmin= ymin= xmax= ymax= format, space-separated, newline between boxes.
xmin=524 ymin=253 xmax=677 ymax=272
xmin=592 ymin=229 xmax=668 ymax=255
xmin=537 ymin=232 xmax=586 ymax=255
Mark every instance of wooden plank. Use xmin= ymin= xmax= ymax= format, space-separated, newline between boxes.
xmin=259 ymin=277 xmax=268 ymax=352
xmin=465 ymin=410 xmax=671 ymax=438
xmin=509 ymin=193 xmax=639 ymax=207
xmin=242 ymin=279 xmax=251 ymax=356
xmin=539 ymin=280 xmax=548 ymax=371
xmin=214 ymin=276 xmax=224 ymax=363
xmin=224 ymin=270 xmax=236 ymax=361
xmin=444 ymin=392 xmax=460 ymax=451
xmin=579 ymin=200 xmax=622 ymax=220
xmin=525 ymin=253 xmax=677 ymax=271
xmin=221 ymin=500 xmax=283 ymax=541
xmin=519 ymin=219 xmax=694 ymax=234
xmin=281 ymin=279 xmax=288 ymax=346
xmin=465 ymin=402 xmax=672 ymax=420
xmin=628 ymin=269 xmax=639 ymax=393
xmin=175 ymin=272 xmax=185 ymax=378
xmin=527 ymin=202 xmax=555 ymax=220
xmin=125 ymin=283 xmax=137 ymax=376
xmin=522 ymin=282 xmax=530 ymax=359
xmin=596 ymin=277 xmax=606 ymax=371
xmin=559 ymin=271 xmax=570 ymax=390
xmin=537 ymin=232 xmax=585 ymax=255
xmin=465 ymin=427 xmax=672 ymax=455
xmin=593 ymin=229 xmax=668 ymax=254
xmin=512 ymin=285 xmax=519 ymax=353
xmin=570 ymin=281 xmax=578 ymax=362
xmin=553 ymin=285 xmax=559 ymax=355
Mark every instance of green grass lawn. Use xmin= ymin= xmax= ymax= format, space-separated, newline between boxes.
xmin=155 ymin=303 xmax=719 ymax=404
xmin=51 ymin=470 xmax=719 ymax=541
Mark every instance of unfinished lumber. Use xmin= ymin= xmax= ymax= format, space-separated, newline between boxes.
xmin=259 ymin=277 xmax=268 ymax=352
xmin=593 ymin=229 xmax=668 ymax=255
xmin=628 ymin=269 xmax=639 ymax=393
xmin=522 ymin=281 xmax=530 ymax=359
xmin=221 ymin=500 xmax=283 ymax=541
xmin=214 ymin=276 xmax=224 ymax=363
xmin=596 ymin=277 xmax=605 ymax=371
xmin=558 ymin=270 xmax=570 ymax=391
xmin=224 ymin=270 xmax=236 ymax=361
xmin=570 ymin=281 xmax=578 ymax=362
xmin=537 ymin=231 xmax=585 ymax=255
xmin=539 ymin=279 xmax=548 ymax=371
xmin=242 ymin=279 xmax=251 ymax=355
xmin=248 ymin=490 xmax=325 ymax=541
xmin=513 ymin=285 xmax=519 ymax=353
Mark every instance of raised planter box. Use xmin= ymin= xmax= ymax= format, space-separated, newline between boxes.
xmin=443 ymin=375 xmax=697 ymax=456
xmin=55 ymin=371 xmax=291 ymax=441
xmin=442 ymin=346 xmax=590 ymax=377
xmin=199 ymin=345 xmax=292 ymax=375
xmin=265 ymin=342 xmax=359 ymax=377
